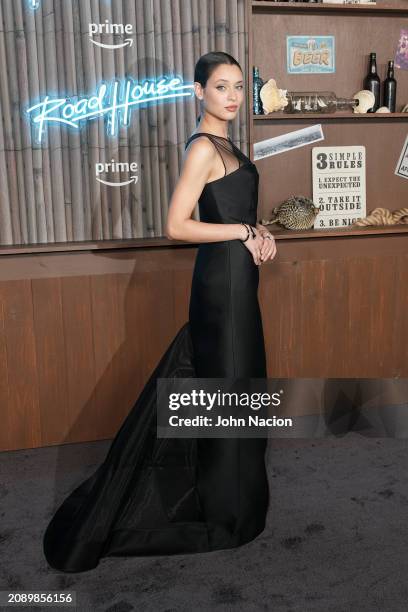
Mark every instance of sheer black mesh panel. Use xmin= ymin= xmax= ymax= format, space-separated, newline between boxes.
xmin=185 ymin=133 xmax=249 ymax=182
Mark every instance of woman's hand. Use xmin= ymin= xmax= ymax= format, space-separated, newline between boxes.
xmin=256 ymin=224 xmax=277 ymax=263
xmin=240 ymin=224 xmax=264 ymax=266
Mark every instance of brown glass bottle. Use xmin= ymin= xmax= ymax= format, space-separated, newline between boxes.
xmin=383 ymin=60 xmax=397 ymax=112
xmin=363 ymin=52 xmax=380 ymax=113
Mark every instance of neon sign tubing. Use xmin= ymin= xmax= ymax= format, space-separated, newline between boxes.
xmin=26 ymin=76 xmax=194 ymax=144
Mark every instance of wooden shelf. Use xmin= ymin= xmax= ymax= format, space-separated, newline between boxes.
xmin=0 ymin=225 xmax=407 ymax=255
xmin=252 ymin=2 xmax=408 ymax=15
xmin=248 ymin=0 xmax=408 ymax=236
xmin=262 ymin=224 xmax=408 ymax=240
xmin=253 ymin=112 xmax=408 ymax=121
xmin=0 ymin=237 xmax=172 ymax=256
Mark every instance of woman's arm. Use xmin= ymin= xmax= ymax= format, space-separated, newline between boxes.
xmin=165 ymin=138 xmax=249 ymax=243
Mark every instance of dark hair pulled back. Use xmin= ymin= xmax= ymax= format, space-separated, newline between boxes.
xmin=194 ymin=51 xmax=242 ymax=125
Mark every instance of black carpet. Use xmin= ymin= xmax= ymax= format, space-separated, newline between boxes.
xmin=1 ymin=433 xmax=407 ymax=611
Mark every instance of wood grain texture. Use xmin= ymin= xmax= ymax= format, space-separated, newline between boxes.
xmin=0 ymin=234 xmax=406 ymax=451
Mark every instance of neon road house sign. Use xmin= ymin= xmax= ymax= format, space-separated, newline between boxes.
xmin=26 ymin=76 xmax=195 ymax=144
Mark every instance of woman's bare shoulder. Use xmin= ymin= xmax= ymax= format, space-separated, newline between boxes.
xmin=178 ymin=135 xmax=218 ymax=188
xmin=184 ymin=134 xmax=216 ymax=161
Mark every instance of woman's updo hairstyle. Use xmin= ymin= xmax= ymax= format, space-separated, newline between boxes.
xmin=194 ymin=51 xmax=242 ymax=125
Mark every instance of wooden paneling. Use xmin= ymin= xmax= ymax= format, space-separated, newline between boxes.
xmin=0 ymin=246 xmax=195 ymax=451
xmin=0 ymin=235 xmax=407 ymax=451
xmin=259 ymin=233 xmax=408 ymax=378
xmin=32 ymin=278 xmax=69 ymax=446
xmin=0 ymin=281 xmax=41 ymax=450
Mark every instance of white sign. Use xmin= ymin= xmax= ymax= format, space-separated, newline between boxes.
xmin=312 ymin=145 xmax=366 ymax=229
xmin=395 ymin=134 xmax=408 ymax=180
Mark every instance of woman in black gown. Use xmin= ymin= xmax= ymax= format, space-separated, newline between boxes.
xmin=43 ymin=51 xmax=277 ymax=572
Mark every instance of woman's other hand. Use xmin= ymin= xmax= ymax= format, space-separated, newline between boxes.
xmin=256 ymin=225 xmax=277 ymax=263
xmin=241 ymin=225 xmax=264 ymax=266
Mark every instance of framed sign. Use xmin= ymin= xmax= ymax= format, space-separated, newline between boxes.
xmin=253 ymin=125 xmax=324 ymax=161
xmin=395 ymin=135 xmax=408 ymax=180
xmin=312 ymin=146 xmax=366 ymax=229
xmin=287 ymin=36 xmax=335 ymax=74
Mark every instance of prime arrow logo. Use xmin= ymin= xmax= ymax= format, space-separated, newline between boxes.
xmin=88 ymin=22 xmax=135 ymax=50
xmin=90 ymin=38 xmax=134 ymax=50
xmin=96 ymin=175 xmax=138 ymax=188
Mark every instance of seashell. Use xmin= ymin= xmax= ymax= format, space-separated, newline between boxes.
xmin=376 ymin=106 xmax=391 ymax=113
xmin=259 ymin=79 xmax=289 ymax=114
xmin=352 ymin=89 xmax=375 ymax=113
xmin=402 ymin=103 xmax=408 ymax=113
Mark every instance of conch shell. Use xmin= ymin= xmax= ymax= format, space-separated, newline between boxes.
xmin=352 ymin=89 xmax=375 ymax=113
xmin=260 ymin=79 xmax=288 ymax=113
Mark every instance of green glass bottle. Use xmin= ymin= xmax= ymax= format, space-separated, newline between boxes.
xmin=253 ymin=66 xmax=264 ymax=115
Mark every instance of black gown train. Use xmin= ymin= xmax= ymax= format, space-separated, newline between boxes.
xmin=43 ymin=132 xmax=270 ymax=572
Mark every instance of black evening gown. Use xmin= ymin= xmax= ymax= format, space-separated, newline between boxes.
xmin=43 ymin=132 xmax=269 ymax=572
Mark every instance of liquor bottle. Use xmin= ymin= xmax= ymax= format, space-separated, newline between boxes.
xmin=283 ymin=91 xmax=359 ymax=114
xmin=383 ymin=60 xmax=397 ymax=112
xmin=363 ymin=52 xmax=380 ymax=113
xmin=253 ymin=66 xmax=264 ymax=115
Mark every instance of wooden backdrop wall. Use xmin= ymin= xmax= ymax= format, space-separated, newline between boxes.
xmin=0 ymin=232 xmax=407 ymax=452
xmin=0 ymin=0 xmax=248 ymax=246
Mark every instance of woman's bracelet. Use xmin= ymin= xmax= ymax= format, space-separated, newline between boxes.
xmin=240 ymin=222 xmax=251 ymax=242
xmin=240 ymin=222 xmax=257 ymax=242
